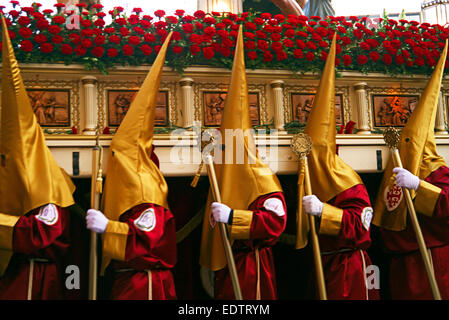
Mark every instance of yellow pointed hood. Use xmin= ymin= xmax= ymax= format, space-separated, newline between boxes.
xmin=373 ymin=41 xmax=448 ymax=231
xmin=303 ymin=34 xmax=362 ymax=204
xmin=199 ymin=26 xmax=283 ymax=271
xmin=0 ymin=15 xmax=74 ymax=216
xmin=101 ymin=33 xmax=172 ymax=221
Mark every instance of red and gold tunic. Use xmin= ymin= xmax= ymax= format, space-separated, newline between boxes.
xmin=0 ymin=204 xmax=70 ymax=300
xmin=380 ymin=165 xmax=449 ymax=299
xmin=102 ymin=203 xmax=177 ymax=300
xmin=318 ymin=183 xmax=379 ymax=300
xmin=214 ymin=192 xmax=287 ymax=300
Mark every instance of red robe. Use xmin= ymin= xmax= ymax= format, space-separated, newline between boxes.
xmin=0 ymin=205 xmax=70 ymax=300
xmin=380 ymin=165 xmax=449 ymax=299
xmin=105 ymin=203 xmax=177 ymax=300
xmin=214 ymin=192 xmax=287 ymax=300
xmin=318 ymin=184 xmax=379 ymax=300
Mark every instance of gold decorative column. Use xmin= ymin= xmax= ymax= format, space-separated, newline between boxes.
xmin=81 ymin=76 xmax=98 ymax=135
xmin=270 ymin=80 xmax=285 ymax=130
xmin=179 ymin=78 xmax=195 ymax=129
xmin=353 ymin=82 xmax=371 ymax=134
xmin=435 ymin=86 xmax=447 ymax=134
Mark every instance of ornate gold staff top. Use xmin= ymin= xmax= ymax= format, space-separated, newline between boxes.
xmin=382 ymin=126 xmax=441 ymax=300
xmin=290 ymin=133 xmax=327 ymax=300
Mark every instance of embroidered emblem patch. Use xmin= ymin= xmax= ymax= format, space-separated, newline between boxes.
xmin=134 ymin=208 xmax=156 ymax=232
xmin=36 ymin=204 xmax=58 ymax=226
xmin=263 ymin=198 xmax=285 ymax=216
xmin=361 ymin=207 xmax=373 ymax=231
xmin=384 ymin=182 xmax=403 ymax=212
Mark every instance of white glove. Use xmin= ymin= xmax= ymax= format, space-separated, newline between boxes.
xmin=393 ymin=167 xmax=420 ymax=191
xmin=86 ymin=209 xmax=109 ymax=234
xmin=303 ymin=195 xmax=323 ymax=217
xmin=210 ymin=202 xmax=231 ymax=228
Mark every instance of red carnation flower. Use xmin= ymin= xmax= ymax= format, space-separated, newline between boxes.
xmin=133 ymin=7 xmax=143 ymax=13
xmin=369 ymin=51 xmax=380 ymax=62
xmin=357 ymin=54 xmax=368 ymax=65
xmin=60 ymin=43 xmax=73 ymax=55
xmin=122 ymin=44 xmax=134 ymax=56
xmin=140 ymin=44 xmax=152 ymax=56
xmin=194 ymin=10 xmax=206 ymax=19
xmin=34 ymin=34 xmax=48 ymax=43
xmin=92 ymin=46 xmax=104 ymax=57
xmin=94 ymin=35 xmax=105 ymax=45
xmin=74 ymin=45 xmax=86 ymax=56
xmin=107 ymin=47 xmax=118 ymax=57
xmin=263 ymin=50 xmax=273 ymax=62
xmin=172 ymin=45 xmax=183 ymax=54
xmin=19 ymin=27 xmax=32 ymax=38
xmin=175 ymin=9 xmax=185 ymax=17
xmin=182 ymin=23 xmax=194 ymax=33
xmin=382 ymin=53 xmax=393 ymax=65
xmin=257 ymin=39 xmax=268 ymax=50
xmin=120 ymin=27 xmax=130 ymax=37
xmin=204 ymin=26 xmax=216 ymax=36
xmin=247 ymin=51 xmax=257 ymax=60
xmin=202 ymin=46 xmax=214 ymax=59
xmin=144 ymin=33 xmax=156 ymax=43
xmin=81 ymin=19 xmax=92 ymax=28
xmin=154 ymin=10 xmax=165 ymax=18
xmin=109 ymin=35 xmax=121 ymax=44
xmin=94 ymin=19 xmax=105 ymax=27
xmin=128 ymin=35 xmax=141 ymax=46
xmin=293 ymin=49 xmax=303 ymax=59
xmin=18 ymin=16 xmax=31 ymax=26
xmin=48 ymin=25 xmax=61 ymax=35
xmin=40 ymin=43 xmax=53 ymax=53
xmin=305 ymin=52 xmax=315 ymax=61
xmin=81 ymin=38 xmax=93 ymax=48
xmin=51 ymin=35 xmax=63 ymax=44
xmin=343 ymin=54 xmax=352 ymax=66
xmin=190 ymin=45 xmax=201 ymax=55
xmin=19 ymin=40 xmax=33 ymax=52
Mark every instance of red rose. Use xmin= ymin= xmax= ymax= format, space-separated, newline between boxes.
xmin=305 ymin=52 xmax=315 ymax=61
xmin=202 ymin=46 xmax=215 ymax=59
xmin=19 ymin=40 xmax=33 ymax=52
xmin=19 ymin=27 xmax=32 ymax=38
xmin=343 ymin=54 xmax=352 ymax=66
xmin=61 ymin=43 xmax=73 ymax=55
xmin=107 ymin=47 xmax=118 ymax=57
xmin=122 ymin=44 xmax=134 ymax=56
xmin=40 ymin=43 xmax=53 ymax=53
xmin=51 ymin=35 xmax=63 ymax=44
xmin=128 ymin=35 xmax=141 ymax=46
xmin=293 ymin=49 xmax=303 ymax=59
xmin=382 ymin=53 xmax=393 ymax=65
xmin=247 ymin=51 xmax=257 ymax=60
xmin=172 ymin=45 xmax=183 ymax=54
xmin=190 ymin=45 xmax=201 ymax=55
xmin=92 ymin=46 xmax=104 ymax=57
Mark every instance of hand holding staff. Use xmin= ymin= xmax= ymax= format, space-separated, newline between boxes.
xmin=89 ymin=133 xmax=104 ymax=300
xmin=201 ymin=131 xmax=243 ymax=300
xmin=383 ymin=127 xmax=441 ymax=300
xmin=291 ymin=133 xmax=327 ymax=300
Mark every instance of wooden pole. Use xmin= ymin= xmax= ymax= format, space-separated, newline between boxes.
xmin=204 ymin=154 xmax=243 ymax=300
xmin=391 ymin=149 xmax=441 ymax=300
xmin=302 ymin=157 xmax=327 ymax=300
xmin=88 ymin=145 xmax=101 ymax=300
